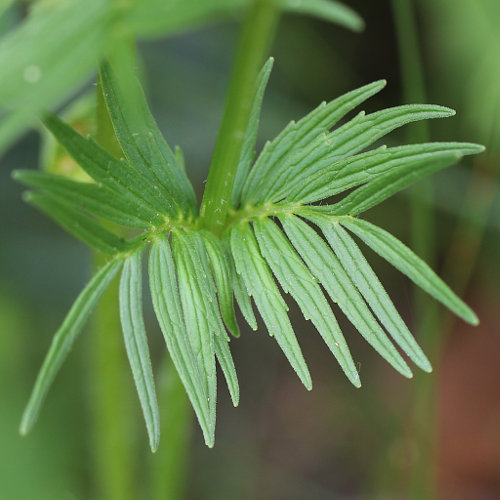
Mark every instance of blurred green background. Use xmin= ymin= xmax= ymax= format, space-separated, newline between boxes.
xmin=1 ymin=1 xmax=499 ymax=498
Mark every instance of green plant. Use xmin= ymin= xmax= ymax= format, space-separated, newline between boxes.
xmin=14 ymin=40 xmax=483 ymax=452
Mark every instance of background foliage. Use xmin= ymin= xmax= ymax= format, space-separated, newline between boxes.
xmin=1 ymin=0 xmax=500 ymax=499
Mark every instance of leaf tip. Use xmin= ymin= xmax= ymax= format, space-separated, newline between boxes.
xmin=229 ymin=328 xmax=241 ymax=338
xmin=148 ymin=429 xmax=160 ymax=453
xmin=420 ymin=105 xmax=456 ymax=118
xmin=18 ymin=411 xmax=33 ymax=437
xmin=11 ymin=169 xmax=24 ymax=182
xmin=343 ymin=8 xmax=365 ymax=32
xmin=466 ymin=311 xmax=480 ymax=326
xmin=419 ymin=358 xmax=433 ymax=374
xmin=471 ymin=143 xmax=486 ymax=154
xmin=457 ymin=303 xmax=479 ymax=326
xmin=21 ymin=191 xmax=35 ymax=204
xmin=440 ymin=106 xmax=456 ymax=117
xmin=353 ymin=20 xmax=365 ymax=33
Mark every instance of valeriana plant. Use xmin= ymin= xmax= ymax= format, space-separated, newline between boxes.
xmin=14 ymin=56 xmax=483 ymax=450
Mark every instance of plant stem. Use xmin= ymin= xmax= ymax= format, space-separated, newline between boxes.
xmin=150 ymin=358 xmax=192 ymax=500
xmin=391 ymin=0 xmax=434 ymax=261
xmin=199 ymin=0 xmax=279 ymax=233
xmin=87 ymin=73 xmax=136 ymax=500
xmin=441 ymin=105 xmax=500 ymax=330
xmin=391 ymin=1 xmax=439 ymax=498
xmin=88 ymin=255 xmax=136 ymax=500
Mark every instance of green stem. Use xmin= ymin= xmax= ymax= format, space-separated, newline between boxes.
xmin=199 ymin=0 xmax=279 ymax=233
xmin=150 ymin=358 xmax=192 ymax=500
xmin=87 ymin=73 xmax=136 ymax=500
xmin=391 ymin=0 xmax=434 ymax=260
xmin=441 ymin=102 xmax=500 ymax=329
xmin=391 ymin=1 xmax=439 ymax=499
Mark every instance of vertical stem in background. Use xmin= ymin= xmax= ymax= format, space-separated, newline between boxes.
xmin=150 ymin=359 xmax=192 ymax=500
xmin=441 ymin=109 xmax=500 ymax=330
xmin=199 ymin=0 xmax=279 ymax=232
xmin=391 ymin=1 xmax=439 ymax=498
xmin=87 ymin=75 xmax=136 ymax=500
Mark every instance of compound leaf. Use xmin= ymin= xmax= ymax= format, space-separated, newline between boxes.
xmin=15 ymin=48 xmax=485 ymax=451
